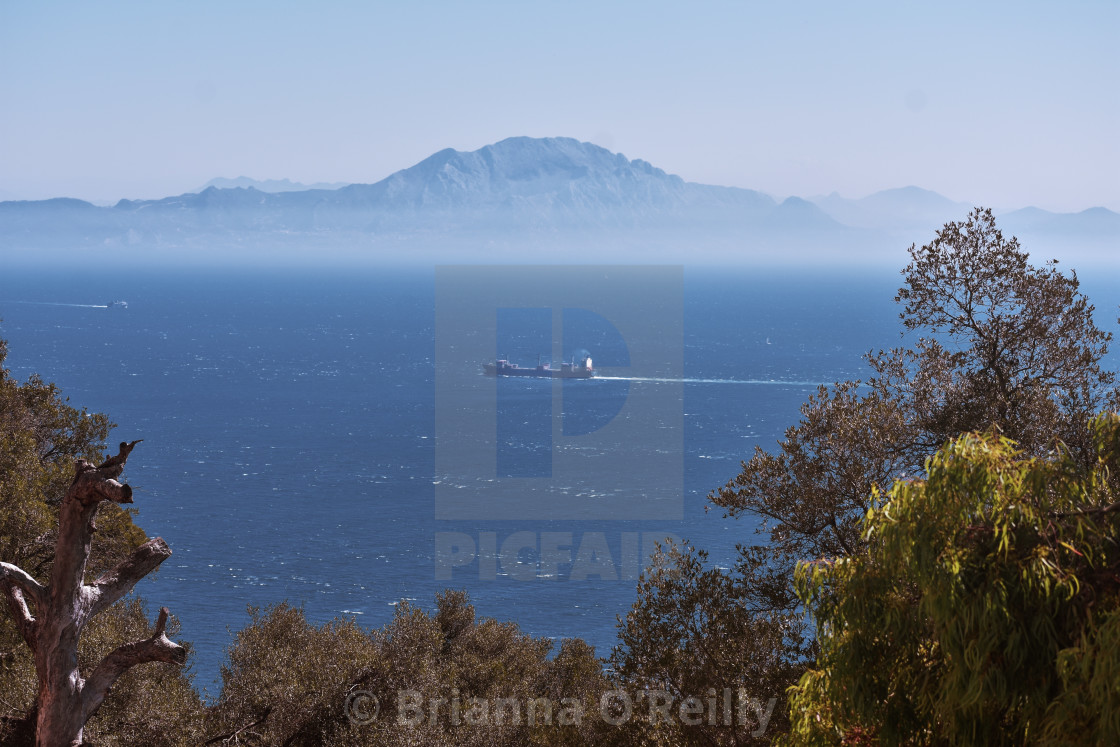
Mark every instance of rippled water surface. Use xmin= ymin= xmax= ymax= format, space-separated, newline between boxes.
xmin=0 ymin=264 xmax=1000 ymax=689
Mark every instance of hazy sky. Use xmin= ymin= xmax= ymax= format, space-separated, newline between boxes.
xmin=2 ymin=1 xmax=1116 ymax=211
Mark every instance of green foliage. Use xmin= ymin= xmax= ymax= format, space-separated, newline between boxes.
xmin=613 ymin=542 xmax=803 ymax=745
xmin=208 ymin=601 xmax=380 ymax=744
xmin=786 ymin=417 xmax=1120 ymax=745
xmin=207 ymin=590 xmax=616 ymax=746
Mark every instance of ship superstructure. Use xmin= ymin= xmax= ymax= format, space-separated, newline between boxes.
xmin=483 ymin=353 xmax=594 ymax=379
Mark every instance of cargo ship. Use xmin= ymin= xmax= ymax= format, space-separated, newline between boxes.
xmin=483 ymin=353 xmax=594 ymax=379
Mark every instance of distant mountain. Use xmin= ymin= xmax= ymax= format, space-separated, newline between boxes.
xmin=100 ymin=137 xmax=840 ymax=238
xmin=766 ymin=196 xmax=842 ymax=230
xmin=0 ymin=137 xmax=1114 ymax=264
xmin=999 ymin=206 xmax=1120 ymax=238
xmin=810 ymin=186 xmax=973 ymax=231
xmin=196 ymin=177 xmax=350 ymax=193
xmin=301 ymin=136 xmax=800 ymax=231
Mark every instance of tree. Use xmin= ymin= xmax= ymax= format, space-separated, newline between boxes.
xmin=713 ymin=207 xmax=1115 ymax=601
xmin=786 ymin=417 xmax=1120 ymax=745
xmin=612 ymin=542 xmax=801 ymax=745
xmin=71 ymin=597 xmax=204 ymax=746
xmin=207 ymin=591 xmax=616 ymax=746
xmin=614 ymin=208 xmax=1118 ymax=738
xmin=0 ymin=338 xmax=200 ymax=746
xmin=0 ymin=441 xmax=187 ymax=746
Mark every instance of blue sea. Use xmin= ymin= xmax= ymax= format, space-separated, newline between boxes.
xmin=2 ymin=265 xmax=1114 ymax=692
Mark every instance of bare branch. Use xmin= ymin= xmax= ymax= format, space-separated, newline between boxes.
xmin=70 ymin=464 xmax=134 ymax=506
xmin=1 ymin=585 xmax=37 ymax=649
xmin=68 ymin=440 xmax=142 ymax=508
xmin=203 ymin=706 xmax=274 ymax=745
xmin=0 ymin=562 xmax=45 ymax=648
xmin=0 ymin=561 xmax=46 ymax=610
xmin=153 ymin=605 xmax=170 ymax=636
xmin=96 ymin=439 xmax=142 ymax=480
xmin=85 ymin=537 xmax=172 ymax=619
xmin=80 ymin=606 xmax=186 ymax=721
xmin=95 ymin=476 xmax=134 ymax=504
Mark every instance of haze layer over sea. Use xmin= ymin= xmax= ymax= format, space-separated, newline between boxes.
xmin=2 ymin=264 xmax=1116 ymax=691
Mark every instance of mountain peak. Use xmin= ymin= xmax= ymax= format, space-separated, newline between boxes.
xmin=397 ymin=137 xmax=673 ymax=183
xmin=342 ymin=136 xmax=721 ymax=218
xmin=862 ymin=185 xmax=961 ymax=206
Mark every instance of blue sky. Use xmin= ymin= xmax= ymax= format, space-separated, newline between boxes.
xmin=1 ymin=1 xmax=1116 ymax=211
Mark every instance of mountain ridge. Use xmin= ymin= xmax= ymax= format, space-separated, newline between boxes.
xmin=1 ymin=136 xmax=1116 ymax=262
xmin=104 ymin=137 xmax=803 ymax=235
xmin=197 ymin=176 xmax=351 ymax=193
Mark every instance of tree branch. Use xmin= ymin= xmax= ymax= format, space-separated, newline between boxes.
xmin=85 ymin=537 xmax=172 ymax=620
xmin=70 ymin=465 xmax=134 ymax=506
xmin=96 ymin=439 xmax=142 ymax=480
xmin=80 ymin=606 xmax=186 ymax=721
xmin=203 ymin=706 xmax=274 ymax=746
xmin=0 ymin=562 xmax=45 ymax=648
xmin=0 ymin=561 xmax=46 ymax=610
xmin=69 ymin=440 xmax=142 ymax=507
xmin=1 ymin=586 xmax=37 ymax=650
xmin=1049 ymin=502 xmax=1120 ymax=520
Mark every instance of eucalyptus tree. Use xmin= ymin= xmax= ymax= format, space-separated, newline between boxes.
xmin=787 ymin=418 xmax=1120 ymax=744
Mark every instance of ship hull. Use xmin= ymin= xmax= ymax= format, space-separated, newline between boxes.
xmin=483 ymin=362 xmax=594 ymax=379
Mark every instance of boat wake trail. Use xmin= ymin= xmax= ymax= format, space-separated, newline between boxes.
xmin=594 ymin=376 xmax=825 ymax=386
xmin=5 ymin=301 xmax=110 ymax=308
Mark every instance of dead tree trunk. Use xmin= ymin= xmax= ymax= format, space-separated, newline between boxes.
xmin=0 ymin=441 xmax=186 ymax=747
